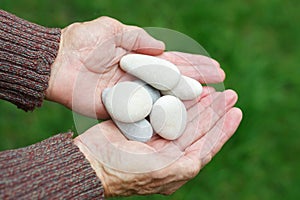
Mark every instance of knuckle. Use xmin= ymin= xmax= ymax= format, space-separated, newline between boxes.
xmin=160 ymin=190 xmax=175 ymax=196
xmin=186 ymin=163 xmax=201 ymax=178
xmin=97 ymin=16 xmax=122 ymax=26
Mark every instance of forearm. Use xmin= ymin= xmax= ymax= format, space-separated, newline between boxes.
xmin=0 ymin=133 xmax=105 ymax=199
xmin=0 ymin=10 xmax=60 ymax=111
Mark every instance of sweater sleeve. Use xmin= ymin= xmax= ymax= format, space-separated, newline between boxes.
xmin=0 ymin=133 xmax=105 ymax=199
xmin=0 ymin=10 xmax=60 ymax=111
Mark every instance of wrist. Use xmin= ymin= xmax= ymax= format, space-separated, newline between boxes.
xmin=73 ymin=136 xmax=111 ymax=197
xmin=45 ymin=28 xmax=71 ymax=106
xmin=45 ymin=48 xmax=62 ymax=102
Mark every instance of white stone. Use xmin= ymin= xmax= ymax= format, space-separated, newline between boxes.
xmin=102 ymin=82 xmax=153 ymax=123
xmin=161 ymin=75 xmax=203 ymax=100
xmin=134 ymin=80 xmax=161 ymax=103
xmin=150 ymin=95 xmax=187 ymax=140
xmin=114 ymin=119 xmax=153 ymax=142
xmin=120 ymin=54 xmax=181 ymax=91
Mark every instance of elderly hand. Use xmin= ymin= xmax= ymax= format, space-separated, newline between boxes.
xmin=74 ymin=89 xmax=242 ymax=197
xmin=45 ymin=16 xmax=224 ymax=119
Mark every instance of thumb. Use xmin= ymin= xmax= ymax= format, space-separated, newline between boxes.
xmin=119 ymin=25 xmax=165 ymax=55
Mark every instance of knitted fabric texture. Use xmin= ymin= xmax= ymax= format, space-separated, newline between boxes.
xmin=0 ymin=10 xmax=61 ymax=111
xmin=0 ymin=133 xmax=105 ymax=199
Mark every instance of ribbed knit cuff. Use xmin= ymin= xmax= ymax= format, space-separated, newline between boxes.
xmin=0 ymin=10 xmax=61 ymax=111
xmin=0 ymin=133 xmax=105 ymax=200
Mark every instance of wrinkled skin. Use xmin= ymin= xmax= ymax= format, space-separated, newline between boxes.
xmin=46 ymin=16 xmax=224 ymax=119
xmin=47 ymin=16 xmax=242 ymax=197
xmin=74 ymin=89 xmax=242 ymax=197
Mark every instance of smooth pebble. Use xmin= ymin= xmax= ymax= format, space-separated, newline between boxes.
xmin=102 ymin=82 xmax=152 ymax=123
xmin=161 ymin=75 xmax=203 ymax=100
xmin=134 ymin=80 xmax=161 ymax=103
xmin=114 ymin=119 xmax=153 ymax=142
xmin=150 ymin=95 xmax=187 ymax=140
xmin=120 ymin=54 xmax=181 ymax=91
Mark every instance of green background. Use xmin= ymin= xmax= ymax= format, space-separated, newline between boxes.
xmin=1 ymin=0 xmax=299 ymax=199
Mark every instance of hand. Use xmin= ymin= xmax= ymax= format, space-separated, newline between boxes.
xmin=46 ymin=16 xmax=164 ymax=118
xmin=45 ymin=16 xmax=224 ymax=119
xmin=74 ymin=89 xmax=242 ymax=197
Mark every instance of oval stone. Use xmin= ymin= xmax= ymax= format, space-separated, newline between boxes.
xmin=114 ymin=119 xmax=153 ymax=142
xmin=161 ymin=75 xmax=203 ymax=100
xmin=134 ymin=80 xmax=161 ymax=103
xmin=120 ymin=54 xmax=181 ymax=90
xmin=102 ymin=82 xmax=153 ymax=123
xmin=150 ymin=95 xmax=187 ymax=140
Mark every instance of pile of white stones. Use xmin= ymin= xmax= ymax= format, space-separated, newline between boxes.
xmin=102 ymin=54 xmax=203 ymax=142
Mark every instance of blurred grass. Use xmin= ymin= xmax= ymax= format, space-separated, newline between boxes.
xmin=1 ymin=0 xmax=300 ymax=199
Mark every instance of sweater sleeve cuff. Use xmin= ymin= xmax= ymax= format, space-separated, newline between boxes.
xmin=0 ymin=10 xmax=61 ymax=111
xmin=0 ymin=133 xmax=105 ymax=199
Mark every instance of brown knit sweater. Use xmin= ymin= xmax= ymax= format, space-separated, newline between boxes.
xmin=0 ymin=10 xmax=105 ymax=199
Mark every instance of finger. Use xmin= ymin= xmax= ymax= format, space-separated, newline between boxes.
xmin=199 ymin=86 xmax=217 ymax=99
xmin=179 ymin=65 xmax=225 ymax=84
xmin=188 ymin=89 xmax=237 ymax=122
xmin=159 ymin=51 xmax=220 ymax=67
xmin=183 ymin=86 xmax=216 ymax=109
xmin=158 ymin=51 xmax=225 ymax=84
xmin=175 ymin=90 xmax=238 ymax=150
xmin=186 ymin=107 xmax=243 ymax=167
xmin=120 ymin=25 xmax=165 ymax=55
xmin=147 ymin=91 xmax=221 ymax=150
xmin=186 ymin=91 xmax=221 ymax=113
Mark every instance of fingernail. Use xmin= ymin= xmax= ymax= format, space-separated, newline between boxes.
xmin=224 ymin=89 xmax=238 ymax=105
xmin=208 ymin=58 xmax=219 ymax=67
